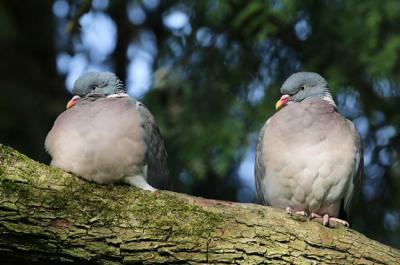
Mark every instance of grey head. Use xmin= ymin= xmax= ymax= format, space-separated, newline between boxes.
xmin=72 ymin=72 xmax=125 ymax=97
xmin=279 ymin=72 xmax=335 ymax=106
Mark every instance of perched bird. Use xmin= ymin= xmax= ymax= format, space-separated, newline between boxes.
xmin=45 ymin=72 xmax=170 ymax=191
xmin=255 ymin=72 xmax=362 ymax=226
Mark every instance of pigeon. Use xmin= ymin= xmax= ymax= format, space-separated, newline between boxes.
xmin=45 ymin=72 xmax=170 ymax=191
xmin=254 ymin=72 xmax=362 ymax=227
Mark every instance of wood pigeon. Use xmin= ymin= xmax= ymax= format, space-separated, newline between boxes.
xmin=45 ymin=72 xmax=170 ymax=191
xmin=254 ymin=72 xmax=363 ymax=226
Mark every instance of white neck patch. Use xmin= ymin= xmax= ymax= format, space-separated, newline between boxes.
xmin=107 ymin=93 xmax=129 ymax=98
xmin=320 ymin=90 xmax=337 ymax=108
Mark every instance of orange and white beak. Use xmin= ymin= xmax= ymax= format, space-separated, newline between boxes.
xmin=66 ymin=95 xmax=81 ymax=109
xmin=275 ymin=94 xmax=290 ymax=110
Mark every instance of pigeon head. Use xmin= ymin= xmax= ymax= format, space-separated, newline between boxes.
xmin=72 ymin=72 xmax=124 ymax=97
xmin=65 ymin=72 xmax=125 ymax=109
xmin=275 ymin=72 xmax=336 ymax=109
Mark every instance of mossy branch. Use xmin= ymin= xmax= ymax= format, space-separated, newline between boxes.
xmin=0 ymin=144 xmax=399 ymax=264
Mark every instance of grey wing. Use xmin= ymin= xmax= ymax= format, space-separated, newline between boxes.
xmin=136 ymin=100 xmax=170 ymax=190
xmin=254 ymin=119 xmax=270 ymax=205
xmin=343 ymin=119 xmax=363 ymax=217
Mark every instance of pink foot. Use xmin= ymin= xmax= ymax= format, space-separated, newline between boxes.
xmin=328 ymin=216 xmax=349 ymax=227
xmin=310 ymin=213 xmax=349 ymax=227
xmin=309 ymin=212 xmax=322 ymax=219
xmin=286 ymin=207 xmax=308 ymax=217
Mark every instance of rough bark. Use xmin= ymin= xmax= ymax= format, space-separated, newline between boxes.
xmin=0 ymin=144 xmax=398 ymax=264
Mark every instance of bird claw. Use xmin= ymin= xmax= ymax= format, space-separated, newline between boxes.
xmin=310 ymin=212 xmax=349 ymax=227
xmin=328 ymin=216 xmax=349 ymax=227
xmin=309 ymin=212 xmax=322 ymax=219
xmin=287 ymin=209 xmax=350 ymax=227
xmin=286 ymin=207 xmax=308 ymax=217
xmin=323 ymin=214 xmax=329 ymax=226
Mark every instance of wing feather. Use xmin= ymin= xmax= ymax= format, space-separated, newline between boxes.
xmin=136 ymin=100 xmax=170 ymax=190
xmin=343 ymin=119 xmax=363 ymax=216
xmin=254 ymin=119 xmax=270 ymax=205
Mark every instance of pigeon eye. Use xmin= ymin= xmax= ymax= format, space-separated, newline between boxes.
xmin=91 ymin=85 xmax=96 ymax=90
xmin=300 ymin=85 xmax=306 ymax=91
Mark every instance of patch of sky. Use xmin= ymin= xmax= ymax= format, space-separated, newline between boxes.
xmin=375 ymin=125 xmax=397 ymax=146
xmin=127 ymin=55 xmax=153 ymax=98
xmin=167 ymin=38 xmax=184 ymax=59
xmin=53 ymin=0 xmax=69 ymax=18
xmin=294 ymin=13 xmax=312 ymax=41
xmin=215 ymin=33 xmax=228 ymax=50
xmin=373 ymin=79 xmax=400 ymax=98
xmin=247 ymin=79 xmax=265 ymax=105
xmin=378 ymin=147 xmax=397 ymax=166
xmin=62 ymin=53 xmax=112 ymax=90
xmin=56 ymin=10 xmax=117 ymax=90
xmin=362 ymin=163 xmax=385 ymax=201
xmin=128 ymin=2 xmax=146 ymax=25
xmin=92 ymin=0 xmax=109 ymax=11
xmin=256 ymin=39 xmax=301 ymax=83
xmin=353 ymin=115 xmax=369 ymax=139
xmin=363 ymin=136 xmax=376 ymax=166
xmin=79 ymin=11 xmax=117 ymax=63
xmin=371 ymin=111 xmax=386 ymax=126
xmin=236 ymin=133 xmax=258 ymax=202
xmin=56 ymin=52 xmax=71 ymax=74
xmin=365 ymin=163 xmax=385 ymax=180
xmin=384 ymin=210 xmax=400 ymax=231
xmin=196 ymin=27 xmax=213 ymax=47
xmin=64 ymin=53 xmax=88 ymax=90
xmin=126 ymin=30 xmax=157 ymax=98
xmin=336 ymin=88 xmax=363 ymax=119
xmin=162 ymin=8 xmax=191 ymax=36
xmin=142 ymin=0 xmax=160 ymax=11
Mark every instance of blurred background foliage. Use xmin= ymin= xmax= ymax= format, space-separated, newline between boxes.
xmin=0 ymin=0 xmax=399 ymax=248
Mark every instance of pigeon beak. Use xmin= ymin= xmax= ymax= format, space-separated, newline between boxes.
xmin=275 ymin=94 xmax=290 ymax=109
xmin=66 ymin=95 xmax=81 ymax=109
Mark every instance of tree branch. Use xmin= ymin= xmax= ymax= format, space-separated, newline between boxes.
xmin=0 ymin=144 xmax=398 ymax=264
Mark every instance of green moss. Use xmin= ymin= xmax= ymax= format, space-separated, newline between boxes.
xmin=1 ymin=221 xmax=54 ymax=238
xmin=41 ymin=179 xmax=131 ymax=226
xmin=0 ymin=144 xmax=222 ymax=238
xmin=134 ymin=192 xmax=223 ymax=238
xmin=0 ymin=178 xmax=20 ymax=196
xmin=0 ymin=144 xmax=40 ymax=202
xmin=0 ymin=144 xmax=129 ymax=226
